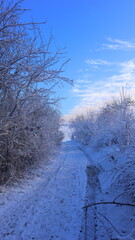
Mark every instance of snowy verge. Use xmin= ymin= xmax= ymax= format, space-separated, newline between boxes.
xmin=79 ymin=144 xmax=135 ymax=240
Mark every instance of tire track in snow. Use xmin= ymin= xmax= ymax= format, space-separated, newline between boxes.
xmin=79 ymin=146 xmax=101 ymax=240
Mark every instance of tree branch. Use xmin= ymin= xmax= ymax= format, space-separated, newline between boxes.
xmin=82 ymin=201 xmax=135 ymax=209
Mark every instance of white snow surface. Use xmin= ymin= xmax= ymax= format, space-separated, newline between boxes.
xmin=0 ymin=141 xmax=87 ymax=240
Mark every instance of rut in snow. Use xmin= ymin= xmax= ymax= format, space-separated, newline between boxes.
xmin=83 ymin=164 xmax=101 ymax=240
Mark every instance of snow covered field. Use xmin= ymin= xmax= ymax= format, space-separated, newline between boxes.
xmin=0 ymin=141 xmax=87 ymax=240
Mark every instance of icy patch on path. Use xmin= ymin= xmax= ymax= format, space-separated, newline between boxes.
xmin=0 ymin=141 xmax=87 ymax=240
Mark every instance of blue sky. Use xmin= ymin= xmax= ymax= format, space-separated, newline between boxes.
xmin=22 ymin=0 xmax=135 ymax=118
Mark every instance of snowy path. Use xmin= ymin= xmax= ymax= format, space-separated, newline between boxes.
xmin=0 ymin=141 xmax=87 ymax=240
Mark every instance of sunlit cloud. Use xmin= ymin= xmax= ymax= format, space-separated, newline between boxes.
xmin=102 ymin=37 xmax=135 ymax=50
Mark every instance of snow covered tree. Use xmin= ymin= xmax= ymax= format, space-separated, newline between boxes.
xmin=0 ymin=0 xmax=71 ymax=183
xmin=94 ymin=94 xmax=135 ymax=149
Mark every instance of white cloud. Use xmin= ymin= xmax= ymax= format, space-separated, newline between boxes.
xmin=76 ymin=79 xmax=90 ymax=84
xmin=102 ymin=37 xmax=135 ymax=50
xmin=120 ymin=60 xmax=135 ymax=73
xmin=72 ymin=87 xmax=83 ymax=93
xmin=86 ymin=59 xmax=111 ymax=65
xmin=110 ymin=60 xmax=135 ymax=82
xmin=69 ymin=59 xmax=135 ymax=118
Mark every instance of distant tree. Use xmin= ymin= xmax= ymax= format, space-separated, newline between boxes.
xmin=70 ymin=112 xmax=96 ymax=145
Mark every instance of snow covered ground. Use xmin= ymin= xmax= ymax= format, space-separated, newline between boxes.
xmin=0 ymin=141 xmax=87 ymax=240
xmin=1 ymin=123 xmax=134 ymax=240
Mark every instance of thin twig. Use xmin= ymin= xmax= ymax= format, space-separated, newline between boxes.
xmin=82 ymin=201 xmax=135 ymax=209
xmin=90 ymin=206 xmax=112 ymax=240
xmin=113 ymin=191 xmax=131 ymax=202
xmin=96 ymin=208 xmax=122 ymax=236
